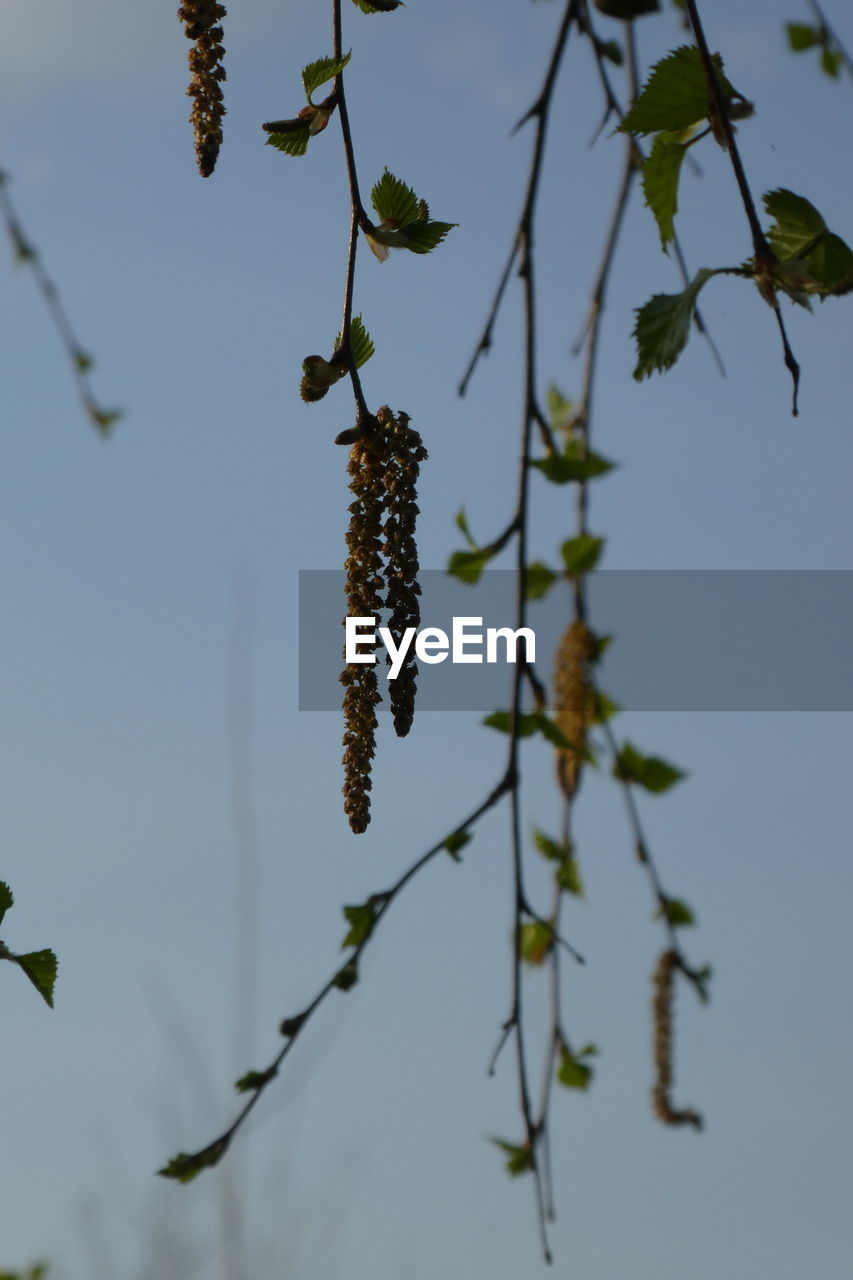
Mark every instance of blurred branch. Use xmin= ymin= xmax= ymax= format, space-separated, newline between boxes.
xmin=0 ymin=168 xmax=120 ymax=433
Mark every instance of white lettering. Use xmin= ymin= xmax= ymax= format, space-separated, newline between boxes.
xmin=415 ymin=627 xmax=450 ymax=664
xmin=486 ymin=626 xmax=536 ymax=664
xmin=452 ymin=616 xmax=484 ymax=663
xmin=379 ymin=626 xmax=418 ymax=681
xmin=345 ymin=616 xmax=376 ymax=664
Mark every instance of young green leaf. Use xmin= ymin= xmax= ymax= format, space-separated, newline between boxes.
xmin=557 ymin=1046 xmax=594 ymax=1090
xmin=483 ymin=709 xmax=539 ymax=738
xmin=448 ymin=548 xmax=491 ymax=584
xmin=454 ymin=507 xmax=477 ymax=547
xmin=519 ymin=920 xmax=555 ymax=966
xmin=367 ymin=169 xmax=456 ymax=261
xmin=613 ymin=741 xmax=686 ymax=793
xmin=547 ymin=384 xmax=573 ymax=429
xmin=656 ymin=896 xmax=695 ymax=927
xmin=821 ymin=47 xmax=842 ymax=79
xmin=618 ymin=46 xmax=742 ymax=136
xmin=265 ymin=124 xmax=311 ymax=158
xmin=525 ymin=562 xmax=557 ymax=600
xmin=341 ymin=901 xmax=377 ymax=949
xmin=642 ymin=132 xmax=689 ymax=251
xmin=785 ymin=22 xmax=819 ymax=52
xmin=235 ymin=1067 xmax=277 ymax=1093
xmin=0 ymin=880 xmax=12 ymax=927
xmin=14 ymin=949 xmax=58 ymax=1008
xmin=763 ymin=189 xmax=853 ymax=296
xmin=333 ymin=960 xmax=359 ymax=991
xmin=334 ymin=314 xmax=375 ymax=369
xmin=490 ymin=1137 xmax=534 ymax=1176
xmin=443 ymin=829 xmax=472 ymax=861
xmin=352 ymin=0 xmax=403 ymax=11
xmin=560 ymin=534 xmax=605 ymax=573
xmin=158 ymin=1137 xmax=230 ymax=1184
xmin=532 ymin=829 xmax=567 ymax=862
xmin=302 ymin=51 xmax=351 ymax=101
xmin=531 ymin=442 xmax=616 ymax=484
xmin=633 ymin=267 xmax=715 ymax=379
xmin=555 ymin=855 xmax=584 ymax=896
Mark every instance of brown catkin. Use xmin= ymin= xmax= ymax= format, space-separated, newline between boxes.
xmin=178 ymin=1 xmax=227 ymax=177
xmin=377 ymin=407 xmax=428 ymax=738
xmin=552 ymin=617 xmax=596 ymax=801
xmin=651 ymin=948 xmax=703 ymax=1130
xmin=340 ymin=433 xmax=390 ymax=834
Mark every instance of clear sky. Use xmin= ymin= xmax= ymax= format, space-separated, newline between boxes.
xmin=2 ymin=2 xmax=852 ymax=1277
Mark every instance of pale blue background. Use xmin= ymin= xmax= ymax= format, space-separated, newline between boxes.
xmin=2 ymin=2 xmax=852 ymax=1276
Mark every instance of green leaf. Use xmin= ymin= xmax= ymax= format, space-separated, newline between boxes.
xmin=555 ymin=855 xmax=584 ymax=896
xmin=532 ymin=442 xmax=616 ymax=484
xmin=657 ymin=896 xmax=695 ymax=927
xmin=158 ymin=1137 xmax=230 ymax=1184
xmin=530 ymin=710 xmax=573 ymax=749
xmin=618 ymin=46 xmax=741 ymax=136
xmin=235 ymin=1067 xmax=277 ymax=1093
xmin=525 ymin=562 xmax=557 ymax=600
xmin=371 ymin=169 xmax=422 ymax=226
xmin=764 ymin=189 xmax=853 ymax=296
xmin=560 ymin=534 xmax=605 ymax=573
xmin=353 ymin=0 xmax=403 ymax=11
xmin=341 ymin=902 xmax=376 ymax=949
xmin=15 ymin=949 xmax=58 ymax=1008
xmin=265 ymin=125 xmax=311 ymax=158
xmin=334 ymin=314 xmax=375 ymax=369
xmin=685 ymin=963 xmax=712 ymax=1003
xmin=333 ymin=960 xmax=359 ymax=991
xmin=588 ymin=687 xmax=620 ymax=724
xmin=302 ymin=51 xmax=351 ymax=101
xmin=368 ymin=170 xmax=456 ymax=258
xmin=643 ymin=132 xmax=689 ymax=251
xmin=519 ymin=920 xmax=554 ymax=965
xmin=74 ymin=349 xmax=93 ymax=372
xmin=490 ymin=1137 xmax=533 ymax=1176
xmin=0 ymin=880 xmax=12 ymax=927
xmin=532 ymin=829 xmax=567 ymax=862
xmin=455 ymin=507 xmax=477 ymax=547
xmin=785 ymin=22 xmax=819 ymax=52
xmin=613 ymin=741 xmax=686 ymax=793
xmin=483 ymin=709 xmax=539 ymax=738
xmin=600 ymin=39 xmax=624 ymax=66
xmin=557 ymin=1046 xmax=594 ymax=1090
xmin=448 ymin=548 xmax=491 ymax=584
xmin=402 ymin=220 xmax=457 ymax=254
xmin=443 ymin=829 xmax=472 ymax=861
xmin=764 ymin=188 xmax=826 ymax=259
xmin=547 ymin=384 xmax=573 ymax=429
xmin=88 ymin=407 xmax=122 ymax=433
xmin=821 ymin=47 xmax=842 ymax=79
xmin=633 ymin=267 xmax=714 ymax=380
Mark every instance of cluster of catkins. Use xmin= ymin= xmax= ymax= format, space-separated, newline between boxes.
xmin=178 ymin=1 xmax=227 ymax=177
xmin=651 ymin=948 xmax=703 ymax=1129
xmin=341 ymin=407 xmax=427 ymax=834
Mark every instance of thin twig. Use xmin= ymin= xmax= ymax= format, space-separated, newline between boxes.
xmin=806 ymin=0 xmax=853 ymax=78
xmin=682 ymin=0 xmax=800 ymax=413
xmin=0 ymin=168 xmax=120 ymax=433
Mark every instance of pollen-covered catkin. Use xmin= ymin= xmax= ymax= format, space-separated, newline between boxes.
xmin=651 ymin=948 xmax=703 ymax=1129
xmin=341 ymin=434 xmax=389 ymax=834
xmin=377 ymin=407 xmax=428 ymax=738
xmin=178 ymin=1 xmax=227 ymax=177
xmin=552 ymin=617 xmax=596 ymax=801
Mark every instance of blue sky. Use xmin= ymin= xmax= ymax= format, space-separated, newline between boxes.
xmin=2 ymin=1 xmax=853 ymax=1276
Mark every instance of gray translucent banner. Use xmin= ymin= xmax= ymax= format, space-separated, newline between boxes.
xmin=298 ymin=570 xmax=853 ymax=711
